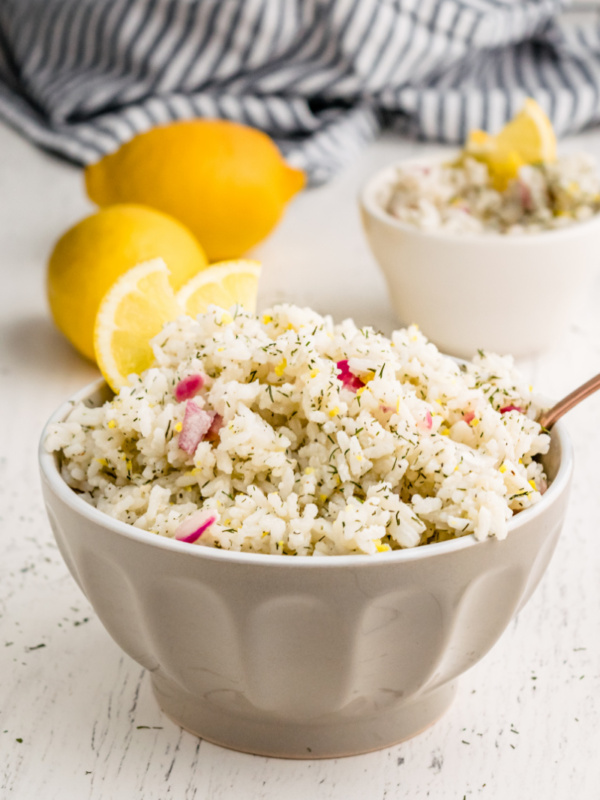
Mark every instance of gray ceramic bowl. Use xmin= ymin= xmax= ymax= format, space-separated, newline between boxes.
xmin=39 ymin=378 xmax=573 ymax=759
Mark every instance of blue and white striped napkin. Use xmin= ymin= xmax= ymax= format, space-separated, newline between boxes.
xmin=1 ymin=0 xmax=600 ymax=183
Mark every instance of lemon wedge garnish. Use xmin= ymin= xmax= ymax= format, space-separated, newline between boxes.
xmin=495 ymin=98 xmax=557 ymax=163
xmin=465 ymin=98 xmax=557 ymax=190
xmin=176 ymin=259 xmax=261 ymax=317
xmin=94 ymin=259 xmax=182 ymax=392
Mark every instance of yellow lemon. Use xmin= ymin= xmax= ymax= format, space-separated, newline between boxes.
xmin=94 ymin=259 xmax=182 ymax=392
xmin=47 ymin=204 xmax=208 ymax=361
xmin=176 ymin=259 xmax=261 ymax=316
xmin=85 ymin=119 xmax=305 ymax=261
xmin=465 ymin=98 xmax=556 ymax=190
xmin=495 ymin=98 xmax=556 ymax=164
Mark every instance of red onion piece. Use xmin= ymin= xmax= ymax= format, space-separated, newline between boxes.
xmin=463 ymin=410 xmax=475 ymax=424
xmin=336 ymin=360 xmax=364 ymax=392
xmin=416 ymin=410 xmax=433 ymax=430
xmin=519 ymin=182 xmax=533 ymax=212
xmin=178 ymin=401 xmax=213 ymax=455
xmin=175 ymin=373 xmax=205 ymax=402
xmin=500 ymin=405 xmax=524 ymax=414
xmin=205 ymin=412 xmax=223 ymax=442
xmin=175 ymin=512 xmax=217 ymax=543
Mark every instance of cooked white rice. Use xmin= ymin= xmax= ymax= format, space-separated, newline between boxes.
xmin=386 ymin=154 xmax=600 ymax=235
xmin=46 ymin=305 xmax=550 ymax=556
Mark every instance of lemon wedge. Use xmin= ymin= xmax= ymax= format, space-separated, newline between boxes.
xmin=94 ymin=259 xmax=182 ymax=392
xmin=176 ymin=259 xmax=261 ymax=317
xmin=495 ymin=98 xmax=557 ymax=164
xmin=465 ymin=98 xmax=557 ymax=189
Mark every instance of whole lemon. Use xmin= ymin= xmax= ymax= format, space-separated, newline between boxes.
xmin=47 ymin=204 xmax=208 ymax=361
xmin=85 ymin=119 xmax=305 ymax=261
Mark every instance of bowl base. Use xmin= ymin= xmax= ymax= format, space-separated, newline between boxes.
xmin=151 ymin=675 xmax=456 ymax=759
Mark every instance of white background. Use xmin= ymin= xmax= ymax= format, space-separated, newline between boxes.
xmin=1 ymin=119 xmax=600 ymax=799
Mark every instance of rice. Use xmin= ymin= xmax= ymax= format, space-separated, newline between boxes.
xmin=45 ymin=305 xmax=550 ymax=556
xmin=385 ymin=154 xmax=600 ymax=235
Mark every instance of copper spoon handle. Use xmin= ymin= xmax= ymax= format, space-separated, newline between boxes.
xmin=538 ymin=372 xmax=600 ymax=429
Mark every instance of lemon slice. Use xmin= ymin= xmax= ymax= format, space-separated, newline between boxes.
xmin=176 ymin=259 xmax=261 ymax=316
xmin=94 ymin=259 xmax=182 ymax=391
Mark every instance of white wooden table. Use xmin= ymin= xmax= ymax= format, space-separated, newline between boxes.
xmin=2 ymin=119 xmax=600 ymax=799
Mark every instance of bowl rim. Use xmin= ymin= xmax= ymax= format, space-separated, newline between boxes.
xmin=39 ymin=377 xmax=573 ymax=570
xmin=359 ymin=152 xmax=600 ymax=245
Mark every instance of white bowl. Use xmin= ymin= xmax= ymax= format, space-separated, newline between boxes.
xmin=39 ymin=379 xmax=573 ymax=759
xmin=359 ymin=156 xmax=600 ymax=358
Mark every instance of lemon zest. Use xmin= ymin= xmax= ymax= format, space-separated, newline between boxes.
xmin=374 ymin=539 xmax=391 ymax=552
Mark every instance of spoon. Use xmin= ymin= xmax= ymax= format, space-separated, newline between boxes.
xmin=538 ymin=372 xmax=600 ymax=429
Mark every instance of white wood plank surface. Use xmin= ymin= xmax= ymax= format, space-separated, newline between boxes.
xmin=1 ymin=120 xmax=600 ymax=800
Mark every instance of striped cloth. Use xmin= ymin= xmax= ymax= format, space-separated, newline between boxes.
xmin=1 ymin=0 xmax=600 ymax=183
